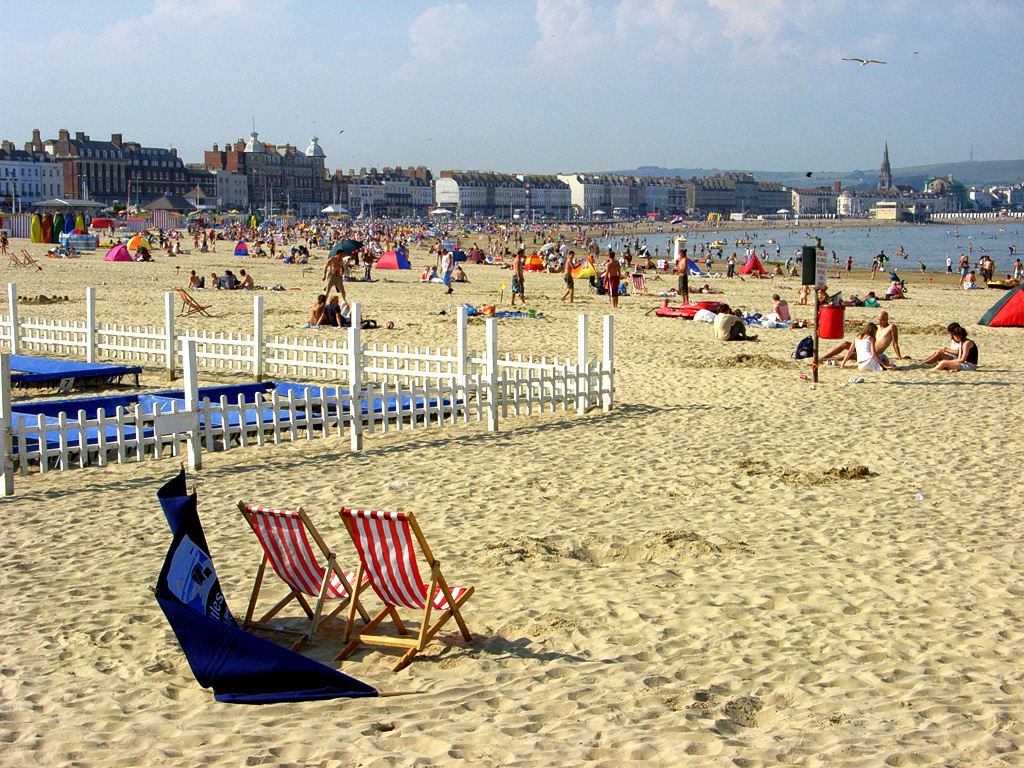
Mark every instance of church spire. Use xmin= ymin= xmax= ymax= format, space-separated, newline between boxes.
xmin=879 ymin=142 xmax=893 ymax=191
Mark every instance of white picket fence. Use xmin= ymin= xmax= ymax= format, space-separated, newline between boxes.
xmin=0 ymin=286 xmax=614 ymax=495
xmin=1 ymin=283 xmax=614 ymax=393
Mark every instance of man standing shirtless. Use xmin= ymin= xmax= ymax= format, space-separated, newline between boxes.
xmin=821 ymin=310 xmax=907 ymax=363
xmin=604 ymin=252 xmax=622 ymax=309
xmin=323 ymin=249 xmax=347 ymax=302
xmin=510 ymin=249 xmax=525 ymax=306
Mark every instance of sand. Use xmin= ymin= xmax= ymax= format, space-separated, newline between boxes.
xmin=2 ymin=231 xmax=1024 ymax=767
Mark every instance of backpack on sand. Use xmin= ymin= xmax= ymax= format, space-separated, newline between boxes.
xmin=793 ymin=336 xmax=814 ymax=359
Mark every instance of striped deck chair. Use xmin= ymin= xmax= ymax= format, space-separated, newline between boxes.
xmin=237 ymin=502 xmax=369 ymax=648
xmin=176 ymin=288 xmax=212 ymax=317
xmin=630 ymin=272 xmax=648 ymax=295
xmin=20 ymin=250 xmax=43 ymax=271
xmin=336 ymin=508 xmax=474 ymax=671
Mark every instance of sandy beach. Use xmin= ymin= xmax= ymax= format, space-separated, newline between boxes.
xmin=3 ymin=230 xmax=1024 ymax=767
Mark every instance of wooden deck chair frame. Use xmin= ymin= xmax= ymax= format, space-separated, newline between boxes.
xmin=336 ymin=508 xmax=474 ymax=671
xmin=237 ymin=501 xmax=369 ymax=649
xmin=20 ymin=250 xmax=43 ymax=271
xmin=176 ymin=287 xmax=212 ymax=317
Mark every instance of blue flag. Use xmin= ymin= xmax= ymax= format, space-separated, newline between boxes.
xmin=153 ymin=472 xmax=377 ymax=704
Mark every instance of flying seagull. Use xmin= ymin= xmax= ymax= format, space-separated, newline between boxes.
xmin=842 ymin=57 xmax=886 ymax=66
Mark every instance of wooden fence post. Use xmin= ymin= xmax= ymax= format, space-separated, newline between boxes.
xmin=457 ymin=304 xmax=468 ymax=390
xmin=1 ymin=353 xmax=13 ymax=496
xmin=182 ymin=340 xmax=201 ymax=470
xmin=164 ymin=291 xmax=175 ymax=380
xmin=485 ymin=317 xmax=499 ymax=432
xmin=577 ymin=314 xmax=588 ymax=415
xmin=253 ymin=295 xmax=264 ymax=383
xmin=6 ymin=283 xmax=19 ymax=355
xmin=86 ymin=287 xmax=97 ymax=363
xmin=348 ymin=302 xmax=363 ymax=451
xmin=602 ymin=314 xmax=614 ymax=412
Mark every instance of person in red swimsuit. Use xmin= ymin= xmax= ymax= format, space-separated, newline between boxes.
xmin=604 ymin=252 xmax=622 ymax=309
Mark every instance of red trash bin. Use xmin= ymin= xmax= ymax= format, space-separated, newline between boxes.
xmin=818 ymin=304 xmax=845 ymax=339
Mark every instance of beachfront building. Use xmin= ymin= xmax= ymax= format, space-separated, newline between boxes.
xmin=517 ymin=174 xmax=572 ymax=219
xmin=331 ymin=166 xmax=433 ymax=217
xmin=685 ymin=173 xmax=763 ymax=217
xmin=122 ymin=142 xmax=189 ymax=204
xmin=790 ymin=187 xmax=838 ymax=216
xmin=0 ymin=138 xmax=63 ymax=211
xmin=436 ymin=171 xmax=529 ymax=218
xmin=203 ymin=133 xmax=329 ymax=217
xmin=37 ymin=129 xmax=189 ymax=206
xmin=557 ymin=174 xmax=644 ymax=218
xmin=838 ymin=188 xmax=960 ymax=220
xmin=641 ymin=177 xmax=689 ymax=217
xmin=994 ymin=184 xmax=1024 ymax=210
xmin=756 ymin=181 xmax=791 ymax=217
xmin=185 ymin=166 xmax=249 ymax=212
xmin=41 ymin=129 xmax=128 ymax=204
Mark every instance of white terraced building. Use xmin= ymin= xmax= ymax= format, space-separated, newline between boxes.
xmin=0 ymin=140 xmax=64 ymax=211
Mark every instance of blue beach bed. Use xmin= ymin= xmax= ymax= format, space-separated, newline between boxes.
xmin=9 ymin=355 xmax=142 ymax=389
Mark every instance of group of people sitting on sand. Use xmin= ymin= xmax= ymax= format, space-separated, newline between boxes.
xmin=817 ymin=311 xmax=977 ymax=372
xmin=190 ymin=269 xmax=255 ymax=290
xmin=308 ymin=293 xmax=352 ymax=327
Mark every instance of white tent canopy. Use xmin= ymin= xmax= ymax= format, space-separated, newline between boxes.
xmin=321 ymin=204 xmax=349 ymax=214
xmin=429 ymin=207 xmax=454 ymax=215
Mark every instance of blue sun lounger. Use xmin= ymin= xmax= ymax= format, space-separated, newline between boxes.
xmin=10 ymin=383 xmax=276 ymax=454
xmin=273 ymin=382 xmax=458 ymax=416
xmin=8 ymin=354 xmax=142 ymax=389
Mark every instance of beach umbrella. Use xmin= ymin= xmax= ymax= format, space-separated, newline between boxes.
xmin=329 ymin=239 xmax=363 ymax=258
xmin=234 ymin=241 xmax=249 ymax=256
xmin=127 ymin=235 xmax=151 ymax=254
xmin=538 ymin=242 xmax=559 ymax=254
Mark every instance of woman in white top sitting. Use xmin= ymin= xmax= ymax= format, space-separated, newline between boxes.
xmin=840 ymin=323 xmax=894 ymax=371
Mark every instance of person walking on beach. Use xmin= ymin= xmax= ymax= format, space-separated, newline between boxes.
xmin=560 ymin=250 xmax=577 ymax=304
xmin=440 ymin=248 xmax=454 ymax=295
xmin=323 ymin=249 xmax=347 ymax=302
xmin=674 ymin=249 xmax=691 ymax=302
xmin=946 ymin=254 xmax=953 ymax=273
xmin=604 ymin=252 xmax=622 ymax=309
xmin=510 ymin=249 xmax=525 ymax=307
xmin=846 ymin=256 xmax=853 ymax=278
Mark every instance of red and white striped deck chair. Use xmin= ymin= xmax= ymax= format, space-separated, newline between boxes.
xmin=19 ymin=250 xmax=43 ymax=271
xmin=237 ymin=502 xmax=369 ymax=648
xmin=336 ymin=508 xmax=474 ymax=671
xmin=629 ymin=272 xmax=648 ymax=295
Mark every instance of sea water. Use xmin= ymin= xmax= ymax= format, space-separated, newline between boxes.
xmin=599 ymin=222 xmax=1023 ymax=275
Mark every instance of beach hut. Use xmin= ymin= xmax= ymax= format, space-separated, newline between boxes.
xmin=524 ymin=252 xmax=545 ymax=272
xmin=104 ymin=244 xmax=133 ymax=261
xmin=376 ymin=250 xmax=411 ymax=270
xmin=234 ymin=241 xmax=249 ymax=256
xmin=739 ymin=254 xmax=766 ymax=276
xmin=978 ymin=285 xmax=1024 ymax=327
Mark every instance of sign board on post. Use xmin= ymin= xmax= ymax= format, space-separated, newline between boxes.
xmin=815 ymin=247 xmax=827 ymax=289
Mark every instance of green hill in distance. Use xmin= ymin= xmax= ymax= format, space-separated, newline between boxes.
xmin=607 ymin=159 xmax=1024 ymax=190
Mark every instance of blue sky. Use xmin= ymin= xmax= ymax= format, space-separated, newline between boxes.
xmin=1 ymin=0 xmax=1021 ymax=175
